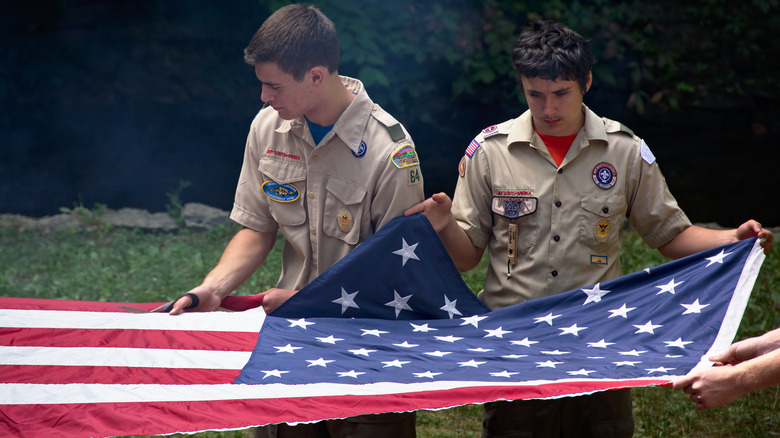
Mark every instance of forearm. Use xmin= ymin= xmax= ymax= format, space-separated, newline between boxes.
xmin=438 ymin=216 xmax=484 ymax=272
xmin=202 ymin=227 xmax=277 ymax=299
xmin=735 ymin=348 xmax=780 ymax=394
xmin=658 ymin=225 xmax=738 ymax=260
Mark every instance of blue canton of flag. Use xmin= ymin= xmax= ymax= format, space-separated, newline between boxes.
xmin=271 ymin=214 xmax=491 ymax=320
xmin=237 ymin=216 xmax=765 ymax=395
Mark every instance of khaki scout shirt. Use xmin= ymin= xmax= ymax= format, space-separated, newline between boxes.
xmin=230 ymin=76 xmax=424 ymax=291
xmin=452 ymin=105 xmax=691 ymax=310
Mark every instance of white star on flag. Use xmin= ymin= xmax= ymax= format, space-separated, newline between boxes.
xmin=440 ymin=295 xmax=462 ymax=319
xmin=332 ymin=288 xmax=360 ymax=314
xmin=681 ymin=299 xmax=710 ymax=315
xmin=587 ymin=339 xmax=615 ymax=348
xmin=274 ymin=344 xmax=302 ymax=354
xmin=633 ymin=321 xmax=662 ymax=334
xmin=392 ymin=238 xmax=420 ymax=266
xmin=307 ymin=358 xmax=334 ymax=367
xmin=559 ymin=323 xmax=587 ymax=336
xmin=655 ymin=278 xmax=683 ymax=295
xmin=511 ymin=337 xmax=539 ymax=347
xmin=581 ymin=283 xmax=610 ymax=304
xmin=608 ymin=303 xmax=636 ymax=319
xmin=410 ymin=323 xmax=437 ymax=332
xmin=484 ymin=326 xmax=511 ymax=338
xmin=460 ymin=315 xmax=489 ymax=328
xmin=385 ymin=290 xmax=413 ymax=318
xmin=361 ymin=329 xmax=388 ymax=337
xmin=316 ymin=335 xmax=344 ymax=344
xmin=338 ymin=370 xmax=364 ymax=378
xmin=458 ymin=360 xmax=486 ymax=368
xmin=705 ymin=249 xmax=733 ymax=267
xmin=382 ymin=360 xmax=411 ymax=368
xmin=288 ymin=318 xmax=315 ymax=329
xmin=261 ymin=370 xmax=289 ymax=379
xmin=664 ymin=338 xmax=693 ymax=349
xmin=534 ymin=312 xmax=561 ymax=326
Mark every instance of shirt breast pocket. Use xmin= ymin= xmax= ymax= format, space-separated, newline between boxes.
xmin=258 ymin=158 xmax=307 ymax=226
xmin=323 ymin=177 xmax=367 ymax=245
xmin=577 ymin=195 xmax=627 ymax=251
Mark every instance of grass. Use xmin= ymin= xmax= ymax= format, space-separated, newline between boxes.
xmin=1 ymin=221 xmax=778 ymax=437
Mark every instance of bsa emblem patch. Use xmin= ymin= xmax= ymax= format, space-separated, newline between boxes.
xmin=337 ymin=208 xmax=353 ymax=232
xmin=352 ymin=141 xmax=367 ymax=158
xmin=458 ymin=156 xmax=466 ymax=178
xmin=482 ymin=125 xmax=499 ymax=138
xmin=594 ymin=218 xmax=611 ymax=242
xmin=391 ymin=143 xmax=419 ymax=168
xmin=491 ymin=196 xmax=538 ymax=219
xmin=592 ymin=162 xmax=617 ymax=189
xmin=261 ymin=181 xmax=300 ymax=202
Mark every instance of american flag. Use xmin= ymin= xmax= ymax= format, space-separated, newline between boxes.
xmin=0 ymin=214 xmax=766 ymax=437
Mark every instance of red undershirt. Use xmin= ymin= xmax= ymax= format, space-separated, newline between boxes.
xmin=536 ymin=131 xmax=578 ymax=167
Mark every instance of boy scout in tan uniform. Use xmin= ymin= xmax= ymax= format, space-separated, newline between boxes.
xmin=454 ymin=105 xmax=690 ymax=310
xmin=172 ymin=5 xmax=422 ymax=437
xmin=406 ymin=20 xmax=772 ymax=438
xmin=232 ymin=75 xmax=423 ymax=292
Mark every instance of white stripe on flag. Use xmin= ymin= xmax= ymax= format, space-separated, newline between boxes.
xmin=0 ymin=377 xmax=670 ymax=405
xmin=0 ymin=307 xmax=266 ymax=331
xmin=0 ymin=346 xmax=252 ymax=369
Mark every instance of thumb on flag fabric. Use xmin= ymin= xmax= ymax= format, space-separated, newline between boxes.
xmin=0 ymin=214 xmax=767 ymax=437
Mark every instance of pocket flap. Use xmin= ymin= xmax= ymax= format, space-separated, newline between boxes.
xmin=259 ymin=157 xmax=307 ymax=184
xmin=326 ymin=178 xmax=367 ymax=205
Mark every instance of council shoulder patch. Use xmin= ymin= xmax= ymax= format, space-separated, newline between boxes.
xmin=482 ymin=125 xmax=499 ymax=138
xmin=391 ymin=143 xmax=420 ymax=168
xmin=262 ymin=181 xmax=300 ymax=202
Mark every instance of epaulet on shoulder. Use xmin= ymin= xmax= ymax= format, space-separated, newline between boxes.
xmin=603 ymin=118 xmax=634 ymax=136
xmin=371 ymin=103 xmax=406 ymax=142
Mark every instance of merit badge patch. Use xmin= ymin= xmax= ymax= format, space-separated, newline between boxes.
xmin=458 ymin=156 xmax=466 ymax=178
xmin=594 ymin=218 xmax=611 ymax=242
xmin=465 ymin=139 xmax=481 ymax=158
xmin=353 ymin=141 xmax=367 ymax=158
xmin=592 ymin=162 xmax=617 ymax=189
xmin=337 ymin=208 xmax=353 ymax=232
xmin=491 ymin=196 xmax=538 ymax=219
xmin=392 ymin=143 xmax=419 ymax=168
xmin=590 ymin=255 xmax=608 ymax=265
xmin=482 ymin=125 xmax=499 ymax=138
xmin=261 ymin=181 xmax=300 ymax=202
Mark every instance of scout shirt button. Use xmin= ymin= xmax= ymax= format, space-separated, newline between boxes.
xmin=309 ymin=191 xmax=315 ymax=198
xmin=553 ymin=235 xmax=560 ymax=242
xmin=557 ymin=168 xmax=563 ymax=174
xmin=312 ymin=155 xmax=319 ymax=162
xmin=311 ymin=227 xmax=316 ymax=234
xmin=555 ymin=201 xmax=562 ymax=208
xmin=602 ymin=207 xmax=610 ymax=214
xmin=551 ymin=269 xmax=559 ymax=277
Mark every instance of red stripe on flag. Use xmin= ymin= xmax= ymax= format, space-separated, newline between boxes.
xmin=0 ymin=365 xmax=241 ymax=385
xmin=0 ymin=379 xmax=671 ymax=438
xmin=0 ymin=327 xmax=258 ymax=351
